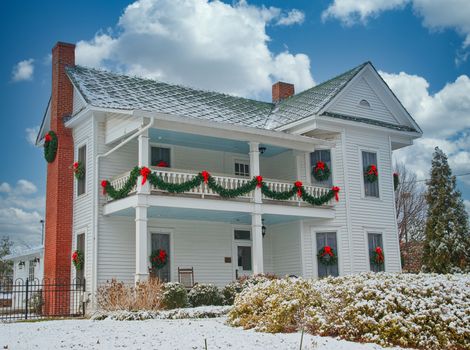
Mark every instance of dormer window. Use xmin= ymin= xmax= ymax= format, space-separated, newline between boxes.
xmin=359 ymin=99 xmax=371 ymax=108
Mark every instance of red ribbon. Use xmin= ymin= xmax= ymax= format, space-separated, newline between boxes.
xmin=45 ymin=133 xmax=52 ymax=142
xmin=368 ymin=165 xmax=378 ymax=176
xmin=72 ymin=251 xmax=78 ymax=261
xmin=322 ymin=245 xmax=333 ymax=257
xmin=315 ymin=161 xmax=325 ymax=171
xmin=256 ymin=176 xmax=263 ymax=188
xmin=201 ymin=171 xmax=210 ymax=183
xmin=375 ymin=246 xmax=384 ymax=262
xmin=140 ymin=167 xmax=151 ymax=185
xmin=101 ymin=180 xmax=109 ymax=195
xmin=156 ymin=161 xmax=169 ymax=167
xmin=294 ymin=181 xmax=303 ymax=197
xmin=332 ymin=186 xmax=340 ymax=201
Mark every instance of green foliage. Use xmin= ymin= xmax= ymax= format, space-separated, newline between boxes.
xmin=0 ymin=236 xmax=13 ymax=278
xmin=162 ymin=282 xmax=188 ymax=309
xmin=423 ymin=147 xmax=470 ymax=273
xmin=188 ymin=284 xmax=224 ymax=307
xmin=103 ymin=168 xmax=339 ymax=206
xmin=44 ymin=131 xmax=58 ymax=163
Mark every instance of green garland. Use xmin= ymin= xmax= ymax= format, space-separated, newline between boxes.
xmin=44 ymin=131 xmax=58 ymax=163
xmin=101 ymin=167 xmax=340 ymax=206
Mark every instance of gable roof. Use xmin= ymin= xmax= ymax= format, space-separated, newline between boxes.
xmin=64 ymin=62 xmax=419 ymax=133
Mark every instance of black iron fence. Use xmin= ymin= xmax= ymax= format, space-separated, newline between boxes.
xmin=0 ymin=278 xmax=86 ymax=322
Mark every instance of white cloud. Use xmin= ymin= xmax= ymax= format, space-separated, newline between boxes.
xmin=322 ymin=0 xmax=470 ymax=59
xmin=75 ymin=0 xmax=314 ymax=98
xmin=0 ymin=180 xmax=44 ymax=249
xmin=276 ymin=9 xmax=305 ymax=26
xmin=26 ymin=126 xmax=39 ymax=146
xmin=382 ymin=71 xmax=470 ymax=187
xmin=11 ymin=59 xmax=35 ymax=82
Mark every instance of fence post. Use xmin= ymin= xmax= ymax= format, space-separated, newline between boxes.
xmin=25 ymin=278 xmax=29 ymax=320
xmin=82 ymin=279 xmax=86 ymax=316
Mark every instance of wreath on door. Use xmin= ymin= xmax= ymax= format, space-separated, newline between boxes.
xmin=150 ymin=249 xmax=168 ymax=270
xmin=317 ymin=245 xmax=337 ymax=266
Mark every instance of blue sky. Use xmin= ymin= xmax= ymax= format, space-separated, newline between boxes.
xmin=1 ymin=0 xmax=469 ymax=249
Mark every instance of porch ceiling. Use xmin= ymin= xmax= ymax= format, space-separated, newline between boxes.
xmin=108 ymin=206 xmax=308 ymax=225
xmin=149 ymin=128 xmax=288 ymax=157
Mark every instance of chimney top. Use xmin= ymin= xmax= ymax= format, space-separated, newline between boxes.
xmin=272 ymin=81 xmax=294 ymax=103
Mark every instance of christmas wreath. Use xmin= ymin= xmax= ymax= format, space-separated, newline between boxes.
xmin=150 ymin=249 xmax=168 ymax=270
xmin=370 ymin=246 xmax=385 ymax=267
xmin=73 ymin=161 xmax=85 ymax=180
xmin=313 ymin=161 xmax=330 ymax=182
xmin=44 ymin=131 xmax=58 ymax=163
xmin=72 ymin=250 xmax=84 ymax=270
xmin=364 ymin=164 xmax=378 ymax=183
xmin=393 ymin=172 xmax=399 ymax=191
xmin=317 ymin=245 xmax=337 ymax=266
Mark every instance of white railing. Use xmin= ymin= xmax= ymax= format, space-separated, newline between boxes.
xmin=109 ymin=168 xmax=332 ymax=206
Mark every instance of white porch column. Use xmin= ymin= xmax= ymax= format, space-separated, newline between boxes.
xmin=137 ymin=128 xmax=150 ymax=194
xmin=135 ymin=204 xmax=149 ymax=282
xmin=251 ymin=212 xmax=264 ymax=274
xmin=249 ymin=142 xmax=261 ymax=203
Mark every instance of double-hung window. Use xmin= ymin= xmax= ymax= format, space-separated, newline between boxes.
xmin=234 ymin=160 xmax=250 ymax=177
xmin=362 ymin=151 xmax=379 ymax=197
xmin=368 ymin=233 xmax=384 ymax=272
xmin=311 ymin=150 xmax=332 ymax=186
xmin=77 ymin=145 xmax=86 ymax=196
xmin=316 ymin=232 xmax=339 ymax=277
xmin=151 ymin=146 xmax=171 ymax=167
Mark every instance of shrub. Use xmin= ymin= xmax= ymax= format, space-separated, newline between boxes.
xmin=97 ymin=278 xmax=163 ymax=311
xmin=228 ymin=273 xmax=470 ymax=350
xmin=162 ymin=282 xmax=188 ymax=309
xmin=188 ymin=284 xmax=224 ymax=307
xmin=29 ymin=291 xmax=44 ymax=315
xmin=223 ymin=274 xmax=278 ymax=305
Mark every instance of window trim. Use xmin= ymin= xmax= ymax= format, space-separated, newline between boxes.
xmin=149 ymin=143 xmax=174 ymax=168
xmin=364 ymin=230 xmax=386 ymax=272
xmin=75 ymin=141 xmax=87 ymax=198
xmin=311 ymin=227 xmax=341 ymax=278
xmin=359 ymin=148 xmax=381 ymax=200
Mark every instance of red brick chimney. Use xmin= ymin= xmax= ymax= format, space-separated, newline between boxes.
xmin=272 ymin=81 xmax=294 ymax=103
xmin=43 ymin=42 xmax=75 ymax=315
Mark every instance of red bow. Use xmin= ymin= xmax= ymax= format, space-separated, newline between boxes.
xmin=368 ymin=165 xmax=378 ymax=176
xmin=375 ymin=246 xmax=384 ymax=262
xmin=201 ymin=171 xmax=210 ymax=184
xmin=256 ymin=176 xmax=263 ymax=188
xmin=45 ymin=133 xmax=52 ymax=142
xmin=331 ymin=186 xmax=340 ymax=201
xmin=140 ymin=167 xmax=151 ymax=185
xmin=322 ymin=245 xmax=333 ymax=257
xmin=393 ymin=172 xmax=398 ymax=177
xmin=159 ymin=250 xmax=167 ymax=259
xmin=156 ymin=161 xmax=168 ymax=167
xmin=101 ymin=180 xmax=109 ymax=195
xmin=375 ymin=246 xmax=382 ymax=254
xmin=73 ymin=162 xmax=79 ymax=169
xmin=294 ymin=181 xmax=303 ymax=197
xmin=72 ymin=251 xmax=78 ymax=261
xmin=315 ymin=161 xmax=325 ymax=171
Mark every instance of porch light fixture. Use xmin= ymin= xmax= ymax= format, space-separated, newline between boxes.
xmin=34 ymin=257 xmax=40 ymax=263
xmin=262 ymin=219 xmax=267 ymax=238
xmin=258 ymin=146 xmax=266 ymax=154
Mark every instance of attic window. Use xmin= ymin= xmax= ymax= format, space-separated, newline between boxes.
xmin=359 ymin=99 xmax=371 ymax=108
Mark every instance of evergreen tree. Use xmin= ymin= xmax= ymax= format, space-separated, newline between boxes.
xmin=423 ymin=147 xmax=470 ymax=273
xmin=0 ymin=236 xmax=13 ymax=279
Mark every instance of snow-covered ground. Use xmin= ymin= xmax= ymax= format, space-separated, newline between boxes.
xmin=0 ymin=317 xmax=408 ymax=350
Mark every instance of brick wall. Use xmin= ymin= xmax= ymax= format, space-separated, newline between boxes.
xmin=272 ymin=82 xmax=295 ymax=103
xmin=43 ymin=42 xmax=75 ymax=315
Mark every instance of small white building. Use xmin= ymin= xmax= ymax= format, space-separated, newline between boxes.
xmin=5 ymin=247 xmax=44 ymax=283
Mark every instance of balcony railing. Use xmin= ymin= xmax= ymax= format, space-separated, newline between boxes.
xmin=108 ymin=168 xmax=333 ymax=206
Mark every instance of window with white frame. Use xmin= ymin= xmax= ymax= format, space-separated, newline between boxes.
xmin=28 ymin=260 xmax=36 ymax=280
xmin=234 ymin=160 xmax=250 ymax=177
xmin=368 ymin=233 xmax=384 ymax=272
xmin=310 ymin=149 xmax=332 ymax=186
xmin=151 ymin=146 xmax=171 ymax=167
xmin=77 ymin=145 xmax=86 ymax=196
xmin=362 ymin=151 xmax=379 ymax=197
xmin=316 ymin=232 xmax=339 ymax=278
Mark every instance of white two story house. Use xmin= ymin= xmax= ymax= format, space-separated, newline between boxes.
xmin=37 ymin=43 xmax=421 ymax=302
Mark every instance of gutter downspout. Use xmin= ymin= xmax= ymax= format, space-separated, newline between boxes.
xmin=92 ymin=116 xmax=154 ymax=303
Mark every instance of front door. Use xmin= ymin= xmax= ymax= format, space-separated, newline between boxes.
xmin=151 ymin=233 xmax=171 ymax=282
xmin=232 ymin=228 xmax=253 ymax=279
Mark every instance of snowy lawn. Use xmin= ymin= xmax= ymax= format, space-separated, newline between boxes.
xmin=0 ymin=317 xmax=408 ymax=350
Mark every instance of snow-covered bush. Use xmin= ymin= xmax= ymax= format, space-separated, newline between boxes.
xmin=228 ymin=273 xmax=470 ymax=349
xmin=222 ymin=274 xmax=278 ymax=305
xmin=188 ymin=284 xmax=223 ymax=307
xmin=162 ymin=282 xmax=188 ymax=309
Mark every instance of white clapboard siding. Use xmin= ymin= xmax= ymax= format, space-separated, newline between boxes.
xmin=72 ymin=116 xmax=94 ymax=291
xmin=270 ymin=221 xmax=303 ymax=277
xmin=105 ymin=113 xmax=141 ymax=144
xmin=300 ymin=132 xmax=351 ymax=278
xmin=329 ymin=71 xmax=399 ymax=125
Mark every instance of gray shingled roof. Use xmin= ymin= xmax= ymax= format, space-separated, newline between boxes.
xmin=66 ymin=62 xmax=416 ymax=132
